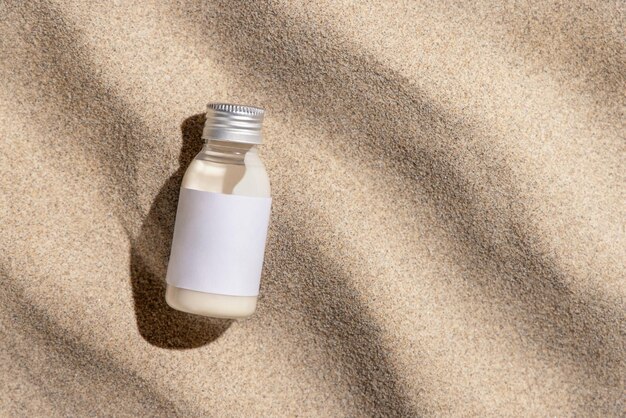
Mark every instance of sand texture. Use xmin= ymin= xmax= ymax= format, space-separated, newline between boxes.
xmin=1 ymin=0 xmax=625 ymax=416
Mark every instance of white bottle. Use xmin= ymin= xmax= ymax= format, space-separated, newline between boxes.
xmin=165 ymin=103 xmax=271 ymax=319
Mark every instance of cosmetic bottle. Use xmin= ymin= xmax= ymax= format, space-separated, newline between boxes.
xmin=165 ymin=103 xmax=271 ymax=319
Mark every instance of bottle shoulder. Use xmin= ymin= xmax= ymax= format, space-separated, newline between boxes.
xmin=182 ymin=155 xmax=270 ymax=197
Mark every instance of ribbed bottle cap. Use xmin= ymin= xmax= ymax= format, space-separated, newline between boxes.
xmin=202 ymin=103 xmax=265 ymax=144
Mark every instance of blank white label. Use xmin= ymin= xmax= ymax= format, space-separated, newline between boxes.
xmin=166 ymin=188 xmax=272 ymax=297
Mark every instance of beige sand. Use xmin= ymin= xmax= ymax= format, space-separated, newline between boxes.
xmin=1 ymin=0 xmax=624 ymax=416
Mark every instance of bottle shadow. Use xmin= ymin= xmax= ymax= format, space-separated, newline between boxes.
xmin=129 ymin=113 xmax=232 ymax=349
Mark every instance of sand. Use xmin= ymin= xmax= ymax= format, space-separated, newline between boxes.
xmin=1 ymin=0 xmax=624 ymax=416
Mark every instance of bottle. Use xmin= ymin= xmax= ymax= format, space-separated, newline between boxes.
xmin=165 ymin=103 xmax=271 ymax=319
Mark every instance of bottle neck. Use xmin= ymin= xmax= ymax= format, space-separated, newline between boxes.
xmin=198 ymin=139 xmax=258 ymax=165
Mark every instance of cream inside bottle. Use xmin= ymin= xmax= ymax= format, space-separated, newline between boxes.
xmin=165 ymin=139 xmax=271 ymax=318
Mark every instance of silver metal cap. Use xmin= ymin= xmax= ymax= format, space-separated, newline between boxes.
xmin=202 ymin=103 xmax=265 ymax=144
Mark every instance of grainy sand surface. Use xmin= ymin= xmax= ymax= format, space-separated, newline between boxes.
xmin=1 ymin=1 xmax=624 ymax=416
